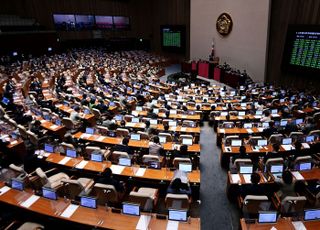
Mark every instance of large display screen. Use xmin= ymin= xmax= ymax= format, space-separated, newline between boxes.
xmin=161 ymin=25 xmax=185 ymax=53
xmin=53 ymin=14 xmax=76 ymax=30
xmin=282 ymin=25 xmax=320 ymax=74
xmin=113 ymin=16 xmax=130 ymax=29
xmin=75 ymin=15 xmax=95 ymax=30
xmin=95 ymin=16 xmax=113 ymax=29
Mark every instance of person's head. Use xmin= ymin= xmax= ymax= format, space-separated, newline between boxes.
xmin=282 ymin=170 xmax=293 ymax=185
xmin=74 ymin=106 xmax=80 ymax=112
xmin=269 ymin=120 xmax=275 ymax=128
xmin=164 ymin=123 xmax=169 ymax=131
xmin=250 ymin=172 xmax=261 ymax=185
xmin=272 ymin=143 xmax=280 ymax=152
xmin=239 ymin=145 xmax=246 ymax=155
xmin=264 ymin=110 xmax=270 ymax=117
xmin=180 ymin=145 xmax=188 ymax=155
xmin=34 ymin=120 xmax=41 ymax=126
xmin=104 ymin=168 xmax=112 ymax=178
xmin=152 ymin=136 xmax=159 ymax=144
xmin=226 ymin=114 xmax=230 ymax=121
xmin=294 ymin=141 xmax=302 ymax=151
xmin=145 ymin=120 xmax=150 ymax=128
xmin=171 ymin=178 xmax=182 ymax=190
xmin=122 ymin=137 xmax=130 ymax=146
xmin=120 ymin=120 xmax=126 ymax=127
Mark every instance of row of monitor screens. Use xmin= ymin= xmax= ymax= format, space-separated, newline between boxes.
xmin=43 ymin=144 xmax=193 ymax=172
xmin=238 ymin=162 xmax=312 ymax=174
xmin=228 ymin=135 xmax=315 ymax=147
xmin=9 ymin=179 xmax=320 ymax=222
xmin=53 ymin=14 xmax=130 ymax=30
xmin=10 ymin=179 xmax=188 ymax=221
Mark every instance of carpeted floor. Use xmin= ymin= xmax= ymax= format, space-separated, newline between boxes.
xmin=161 ymin=64 xmax=241 ymax=229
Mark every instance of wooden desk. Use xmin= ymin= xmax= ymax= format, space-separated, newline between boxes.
xmin=73 ymin=132 xmax=201 ymax=153
xmin=0 ymin=183 xmax=200 ymax=230
xmin=55 ymin=104 xmax=96 ymax=125
xmin=45 ymin=153 xmax=201 ymax=183
xmin=240 ymin=217 xmax=320 ymax=230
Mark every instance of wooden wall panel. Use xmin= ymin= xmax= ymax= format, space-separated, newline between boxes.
xmin=267 ymin=0 xmax=320 ymax=90
xmin=0 ymin=0 xmax=190 ymax=58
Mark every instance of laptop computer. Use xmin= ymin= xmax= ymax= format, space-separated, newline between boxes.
xmin=258 ymin=211 xmax=277 ymax=223
xmin=55 ymin=119 xmax=62 ymax=126
xmin=122 ymin=202 xmax=140 ymax=216
xmin=280 ymin=120 xmax=288 ymax=127
xmin=11 ymin=178 xmax=24 ymax=191
xmin=243 ymin=123 xmax=252 ymax=129
xmin=257 ymin=139 xmax=268 ymax=147
xmin=131 ymin=117 xmax=140 ymax=123
xmin=148 ymin=161 xmax=161 ymax=169
xmin=80 ymin=196 xmax=97 ymax=209
xmin=168 ymin=121 xmax=177 ymax=127
xmin=182 ymin=138 xmax=193 ymax=146
xmin=231 ymin=139 xmax=242 ymax=147
xmin=239 ymin=165 xmax=253 ymax=174
xmin=179 ymin=163 xmax=192 ymax=173
xmin=115 ymin=115 xmax=123 ymax=121
xmin=42 ymin=187 xmax=57 ymax=200
xmin=239 ymin=111 xmax=246 ymax=116
xmin=306 ymin=135 xmax=315 ymax=143
xmin=298 ymin=162 xmax=312 ymax=171
xmin=66 ymin=149 xmax=77 ymax=158
xmin=150 ymin=119 xmax=158 ymax=125
xmin=282 ymin=138 xmax=292 ymax=145
xmin=44 ymin=143 xmax=54 ymax=153
xmin=304 ymin=209 xmax=320 ymax=221
xmin=1 ymin=97 xmax=10 ymax=105
xmin=270 ymin=164 xmax=283 ymax=178
xmin=159 ymin=136 xmax=167 ymax=144
xmin=119 ymin=158 xmax=131 ymax=166
xmin=86 ymin=127 xmax=95 ymax=135
xmin=130 ymin=133 xmax=141 ymax=141
xmin=91 ymin=152 xmax=103 ymax=162
xmin=168 ymin=209 xmax=188 ymax=222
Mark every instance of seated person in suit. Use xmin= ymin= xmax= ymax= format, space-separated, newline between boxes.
xmin=260 ymin=110 xmax=271 ymax=122
xmin=29 ymin=120 xmax=47 ymax=137
xmin=112 ymin=137 xmax=133 ymax=155
xmin=263 ymin=121 xmax=278 ymax=138
xmin=69 ymin=106 xmax=82 ymax=124
xmin=97 ymin=168 xmax=124 ymax=192
xmin=263 ymin=143 xmax=281 ymax=163
xmin=275 ymin=171 xmax=297 ymax=201
xmin=149 ymin=136 xmax=163 ymax=156
xmin=167 ymin=178 xmax=192 ymax=196
xmin=240 ymin=172 xmax=265 ymax=198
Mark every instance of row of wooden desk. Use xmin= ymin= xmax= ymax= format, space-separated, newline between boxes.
xmin=0 ymin=182 xmax=200 ymax=230
xmin=73 ymin=132 xmax=201 ymax=153
xmin=44 ymin=152 xmax=200 ymax=184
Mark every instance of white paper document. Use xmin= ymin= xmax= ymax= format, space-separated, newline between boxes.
xmin=246 ymin=129 xmax=253 ymax=134
xmin=76 ymin=160 xmax=88 ymax=169
xmin=180 ymin=127 xmax=187 ymax=132
xmin=166 ymin=220 xmax=179 ymax=230
xmin=110 ymin=165 xmax=125 ymax=174
xmin=291 ymin=171 xmax=304 ymax=180
xmin=60 ymin=204 xmax=79 ymax=218
xmin=302 ymin=143 xmax=310 ymax=149
xmin=20 ymin=195 xmax=40 ymax=208
xmin=50 ymin=125 xmax=59 ymax=130
xmin=231 ymin=174 xmax=241 ymax=184
xmin=292 ymin=221 xmax=307 ymax=230
xmin=80 ymin=133 xmax=91 ymax=139
xmin=257 ymin=127 xmax=264 ymax=132
xmin=0 ymin=186 xmax=11 ymax=196
xmin=136 ymin=215 xmax=151 ymax=230
xmin=58 ymin=157 xmax=71 ymax=165
xmin=281 ymin=145 xmax=295 ymax=151
xmin=219 ymin=129 xmax=225 ymax=134
xmin=96 ymin=136 xmax=105 ymax=142
xmin=243 ymin=174 xmax=251 ymax=184
xmin=135 ymin=168 xmax=146 ymax=177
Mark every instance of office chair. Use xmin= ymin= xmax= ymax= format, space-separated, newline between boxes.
xmin=62 ymin=117 xmax=80 ymax=133
xmin=137 ymin=131 xmax=149 ymax=140
xmin=224 ymin=135 xmax=240 ymax=146
xmin=241 ymin=195 xmax=271 ymax=215
xmin=247 ymin=136 xmax=265 ymax=146
xmin=293 ymin=156 xmax=313 ymax=170
xmin=112 ymin=151 xmax=130 ymax=164
xmin=90 ymin=183 xmax=123 ymax=206
xmin=289 ymin=132 xmax=304 ymax=143
xmin=96 ymin=125 xmax=109 ymax=136
xmin=26 ymin=131 xmax=40 ymax=148
xmin=17 ymin=125 xmax=29 ymax=139
xmin=165 ymin=193 xmax=190 ymax=210
xmin=173 ymin=157 xmax=191 ymax=169
xmin=34 ymin=167 xmax=69 ymax=190
xmin=268 ymin=134 xmax=284 ymax=145
xmin=116 ymin=128 xmax=129 ymax=137
xmin=85 ymin=146 xmax=110 ymax=160
xmin=142 ymin=155 xmax=161 ymax=165
xmin=61 ymin=177 xmax=94 ymax=200
xmin=128 ymin=187 xmax=159 ymax=212
xmin=280 ymin=196 xmax=307 ymax=217
xmin=158 ymin=133 xmax=173 ymax=142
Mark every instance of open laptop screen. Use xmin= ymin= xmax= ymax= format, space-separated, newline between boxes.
xmin=168 ymin=209 xmax=188 ymax=222
xmin=168 ymin=121 xmax=177 ymax=127
xmin=66 ymin=149 xmax=77 ymax=158
xmin=150 ymin=119 xmax=158 ymax=125
xmin=243 ymin=123 xmax=252 ymax=129
xmin=159 ymin=136 xmax=167 ymax=144
xmin=306 ymin=135 xmax=315 ymax=142
xmin=119 ymin=158 xmax=131 ymax=166
xmin=231 ymin=140 xmax=242 ymax=147
xmin=122 ymin=202 xmax=140 ymax=216
xmin=44 ymin=143 xmax=54 ymax=153
xmin=11 ymin=178 xmax=24 ymax=191
xmin=91 ymin=152 xmax=103 ymax=162
xmin=130 ymin=134 xmax=140 ymax=141
xmin=282 ymin=138 xmax=292 ymax=145
xmin=258 ymin=211 xmax=277 ymax=223
xmin=182 ymin=138 xmax=193 ymax=146
xmin=80 ymin=196 xmax=97 ymax=209
xmin=304 ymin=209 xmax=320 ymax=221
xmin=179 ymin=163 xmax=192 ymax=173
xmin=42 ymin=187 xmax=57 ymax=200
xmin=257 ymin=139 xmax=268 ymax=146
xmin=299 ymin=162 xmax=312 ymax=171
xmin=270 ymin=165 xmax=283 ymax=173
xmin=131 ymin=117 xmax=140 ymax=123
xmin=86 ymin=127 xmax=94 ymax=134
xmin=239 ymin=165 xmax=253 ymax=174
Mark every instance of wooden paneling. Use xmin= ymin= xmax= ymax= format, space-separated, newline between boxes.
xmin=267 ymin=0 xmax=320 ymax=90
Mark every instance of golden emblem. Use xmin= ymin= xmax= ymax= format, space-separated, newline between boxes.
xmin=216 ymin=13 xmax=233 ymax=36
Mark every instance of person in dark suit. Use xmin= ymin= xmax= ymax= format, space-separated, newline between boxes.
xmin=167 ymin=178 xmax=191 ymax=196
xmin=112 ymin=137 xmax=133 ymax=155
xmin=263 ymin=121 xmax=278 ymax=138
xmin=264 ymin=143 xmax=282 ymax=163
xmin=97 ymin=168 xmax=124 ymax=192
xmin=240 ymin=172 xmax=265 ymax=198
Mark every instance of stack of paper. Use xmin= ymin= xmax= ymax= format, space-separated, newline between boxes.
xmin=291 ymin=171 xmax=304 ymax=180
xmin=292 ymin=221 xmax=306 ymax=230
xmin=136 ymin=215 xmax=151 ymax=230
xmin=246 ymin=129 xmax=253 ymax=134
xmin=110 ymin=165 xmax=125 ymax=175
xmin=60 ymin=204 xmax=79 ymax=218
xmin=135 ymin=168 xmax=146 ymax=177
xmin=0 ymin=186 xmax=11 ymax=196
xmin=166 ymin=221 xmax=179 ymax=230
xmin=231 ymin=174 xmax=241 ymax=184
xmin=58 ymin=157 xmax=71 ymax=165
xmin=76 ymin=160 xmax=88 ymax=169
xmin=20 ymin=195 xmax=40 ymax=208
